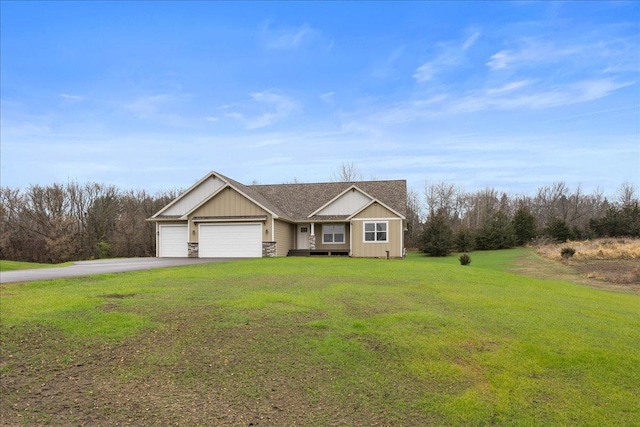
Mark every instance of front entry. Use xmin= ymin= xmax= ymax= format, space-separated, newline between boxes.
xmin=297 ymin=225 xmax=310 ymax=249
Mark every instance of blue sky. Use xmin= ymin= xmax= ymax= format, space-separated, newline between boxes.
xmin=1 ymin=1 xmax=638 ymax=196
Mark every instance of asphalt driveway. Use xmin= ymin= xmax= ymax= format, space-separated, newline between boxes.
xmin=0 ymin=258 xmax=235 ymax=284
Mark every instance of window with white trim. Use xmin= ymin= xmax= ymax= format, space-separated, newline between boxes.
xmin=364 ymin=221 xmax=387 ymax=242
xmin=322 ymin=224 xmax=345 ymax=244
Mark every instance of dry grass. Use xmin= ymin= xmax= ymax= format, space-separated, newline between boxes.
xmin=535 ymin=238 xmax=640 ymax=287
xmin=536 ymin=237 xmax=640 ymax=261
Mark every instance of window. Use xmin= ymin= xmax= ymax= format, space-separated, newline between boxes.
xmin=322 ymin=224 xmax=345 ymax=244
xmin=364 ymin=221 xmax=387 ymax=242
xmin=300 ymin=227 xmax=308 ymax=233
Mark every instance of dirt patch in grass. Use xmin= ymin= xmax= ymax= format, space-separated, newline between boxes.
xmin=0 ymin=306 xmax=430 ymax=426
xmin=512 ymin=243 xmax=640 ymax=293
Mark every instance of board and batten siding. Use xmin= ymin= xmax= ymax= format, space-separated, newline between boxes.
xmin=351 ymin=202 xmax=404 ymax=258
xmin=188 ymin=187 xmax=271 ymax=243
xmin=162 ymin=175 xmax=225 ymax=216
xmin=316 ymin=189 xmax=371 ymax=216
xmin=273 ymin=220 xmax=295 ymax=257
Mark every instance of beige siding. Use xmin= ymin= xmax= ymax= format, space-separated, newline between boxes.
xmin=274 ymin=220 xmax=295 ymax=257
xmin=188 ymin=187 xmax=270 ymax=243
xmin=162 ymin=175 xmax=225 ymax=216
xmin=355 ymin=202 xmax=397 ymax=219
xmin=351 ymin=219 xmax=403 ymax=258
xmin=315 ymin=223 xmax=350 ymax=251
xmin=316 ymin=189 xmax=371 ymax=216
xmin=351 ymin=202 xmax=404 ymax=258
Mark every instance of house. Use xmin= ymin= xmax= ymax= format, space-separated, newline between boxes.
xmin=148 ymin=171 xmax=407 ymax=258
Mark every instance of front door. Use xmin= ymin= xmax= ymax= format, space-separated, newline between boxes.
xmin=297 ymin=225 xmax=310 ymax=249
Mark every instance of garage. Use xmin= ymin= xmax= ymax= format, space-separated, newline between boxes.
xmin=199 ymin=223 xmax=262 ymax=258
xmin=159 ymin=225 xmax=188 ymax=257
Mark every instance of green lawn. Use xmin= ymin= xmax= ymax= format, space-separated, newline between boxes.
xmin=0 ymin=260 xmax=70 ymax=272
xmin=1 ymin=250 xmax=639 ymax=426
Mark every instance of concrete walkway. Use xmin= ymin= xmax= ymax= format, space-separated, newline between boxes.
xmin=0 ymin=258 xmax=235 ymax=284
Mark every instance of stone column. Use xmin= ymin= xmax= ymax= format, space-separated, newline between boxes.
xmin=262 ymin=242 xmax=277 ymax=257
xmin=309 ymin=222 xmax=316 ymax=250
xmin=187 ymin=242 xmax=199 ymax=258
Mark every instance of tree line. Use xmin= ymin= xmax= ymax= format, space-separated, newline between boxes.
xmin=0 ymin=182 xmax=179 ymax=263
xmin=406 ymin=181 xmax=640 ymax=257
xmin=1 ymin=178 xmax=638 ymax=263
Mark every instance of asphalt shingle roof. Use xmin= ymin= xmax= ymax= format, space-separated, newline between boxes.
xmin=246 ymin=179 xmax=407 ymax=221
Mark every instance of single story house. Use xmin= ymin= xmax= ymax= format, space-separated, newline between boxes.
xmin=148 ymin=171 xmax=407 ymax=258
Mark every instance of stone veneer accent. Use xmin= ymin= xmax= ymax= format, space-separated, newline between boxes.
xmin=262 ymin=241 xmax=277 ymax=257
xmin=309 ymin=235 xmax=316 ymax=250
xmin=187 ymin=242 xmax=199 ymax=258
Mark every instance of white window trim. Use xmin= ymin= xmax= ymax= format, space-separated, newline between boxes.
xmin=363 ymin=220 xmax=388 ymax=243
xmin=322 ymin=223 xmax=346 ymax=244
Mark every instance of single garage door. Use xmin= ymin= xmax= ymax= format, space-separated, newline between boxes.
xmin=199 ymin=223 xmax=262 ymax=258
xmin=159 ymin=225 xmax=188 ymax=257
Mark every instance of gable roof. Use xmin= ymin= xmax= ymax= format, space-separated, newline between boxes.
xmin=150 ymin=171 xmax=407 ymax=222
xmin=249 ymin=179 xmax=406 ymax=221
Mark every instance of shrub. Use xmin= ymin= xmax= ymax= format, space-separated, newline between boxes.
xmin=561 ymin=247 xmax=576 ymax=259
xmin=459 ymin=253 xmax=471 ymax=265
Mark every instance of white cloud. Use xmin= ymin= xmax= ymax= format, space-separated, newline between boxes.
xmin=486 ymin=50 xmax=513 ymax=70
xmin=413 ymin=32 xmax=479 ymax=83
xmin=480 ymin=79 xmax=634 ymax=110
xmin=413 ymin=63 xmax=434 ymax=83
xmin=59 ymin=93 xmax=84 ymax=102
xmin=320 ymin=91 xmax=335 ymax=103
xmin=124 ymin=94 xmax=171 ymax=118
xmin=462 ymin=32 xmax=481 ymax=50
xmin=204 ymin=116 xmax=218 ymax=122
xmin=369 ymin=78 xmax=633 ymax=124
xmin=262 ymin=22 xmax=316 ymax=50
xmin=486 ymin=80 xmax=533 ymax=95
xmin=225 ymin=90 xmax=300 ymax=129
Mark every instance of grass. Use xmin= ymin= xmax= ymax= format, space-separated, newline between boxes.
xmin=1 ymin=250 xmax=639 ymax=426
xmin=0 ymin=260 xmax=71 ymax=272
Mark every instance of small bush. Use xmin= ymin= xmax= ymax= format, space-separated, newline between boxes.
xmin=561 ymin=247 xmax=576 ymax=259
xmin=459 ymin=253 xmax=471 ymax=266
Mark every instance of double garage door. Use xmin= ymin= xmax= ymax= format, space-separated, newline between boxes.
xmin=159 ymin=223 xmax=262 ymax=258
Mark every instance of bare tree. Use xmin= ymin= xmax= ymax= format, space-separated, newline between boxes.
xmin=617 ymin=182 xmax=637 ymax=207
xmin=331 ymin=162 xmax=363 ymax=182
xmin=404 ymin=188 xmax=423 ymax=249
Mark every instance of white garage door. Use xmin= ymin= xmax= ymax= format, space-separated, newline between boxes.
xmin=199 ymin=223 xmax=262 ymax=258
xmin=159 ymin=225 xmax=188 ymax=257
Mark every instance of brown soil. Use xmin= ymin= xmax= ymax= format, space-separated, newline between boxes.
xmin=0 ymin=308 xmax=427 ymax=426
xmin=511 ymin=250 xmax=640 ymax=293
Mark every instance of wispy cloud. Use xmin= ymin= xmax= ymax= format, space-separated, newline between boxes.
xmin=261 ymin=22 xmax=317 ymax=50
xmin=486 ymin=80 xmax=533 ymax=95
xmin=225 ymin=90 xmax=300 ymax=129
xmin=368 ymin=78 xmax=634 ymax=124
xmin=59 ymin=93 xmax=85 ymax=102
xmin=320 ymin=92 xmax=335 ymax=103
xmin=485 ymin=33 xmax=638 ymax=73
xmin=124 ymin=94 xmax=172 ymax=118
xmin=413 ymin=31 xmax=480 ymax=83
xmin=462 ymin=32 xmax=481 ymax=50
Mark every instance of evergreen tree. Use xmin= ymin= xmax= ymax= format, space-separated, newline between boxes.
xmin=546 ymin=218 xmax=573 ymax=242
xmin=421 ymin=209 xmax=454 ymax=257
xmin=513 ymin=206 xmax=537 ymax=246
xmin=474 ymin=211 xmax=516 ymax=250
